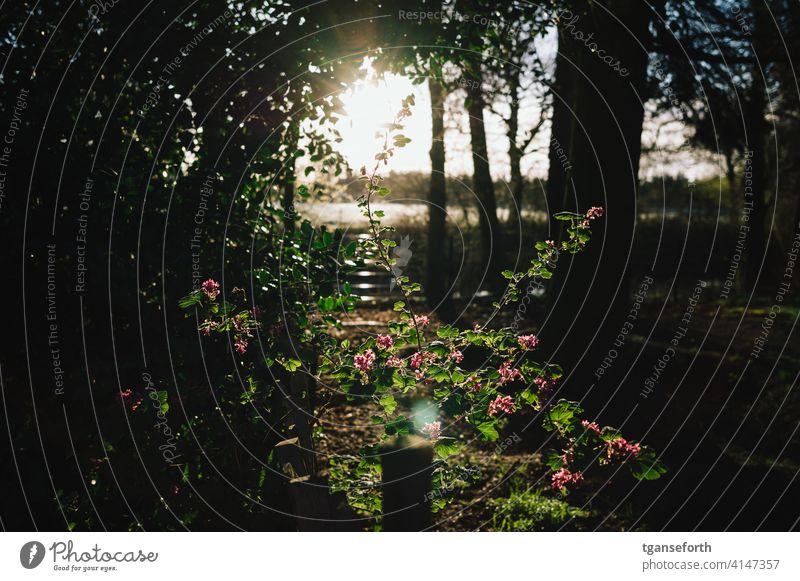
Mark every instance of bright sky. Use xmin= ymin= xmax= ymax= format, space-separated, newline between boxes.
xmin=336 ymin=72 xmax=433 ymax=174
xmin=334 ymin=62 xmax=552 ymax=180
xmin=332 ymin=60 xmax=718 ymax=183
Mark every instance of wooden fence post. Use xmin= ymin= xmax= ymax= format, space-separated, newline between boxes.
xmin=273 ymin=372 xmax=332 ymax=531
xmin=381 ymin=435 xmax=434 ymax=532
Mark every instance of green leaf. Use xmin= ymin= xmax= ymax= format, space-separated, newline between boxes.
xmin=436 ymin=325 xmax=459 ymax=339
xmin=379 ymin=394 xmax=397 ymax=415
xmin=282 ymin=359 xmax=303 ymax=372
xmin=630 ymin=449 xmax=667 ymax=480
xmin=157 ymin=390 xmax=169 ymax=414
xmin=392 ymin=135 xmax=412 ymax=148
xmin=344 ymin=240 xmax=357 ymax=257
xmin=434 ymin=441 xmax=462 ymax=459
xmin=385 ymin=417 xmax=413 ymax=436
xmin=318 ymin=296 xmax=336 ymax=312
xmin=178 ymin=292 xmax=202 ymax=309
xmin=476 ymin=421 xmax=499 ymax=441
xmin=543 ymin=400 xmax=582 ymax=432
xmin=544 ymin=449 xmax=564 ymax=470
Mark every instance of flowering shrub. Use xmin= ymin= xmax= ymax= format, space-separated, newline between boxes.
xmin=182 ymin=96 xmax=665 ymax=521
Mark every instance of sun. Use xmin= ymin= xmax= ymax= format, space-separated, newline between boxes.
xmin=336 ymin=64 xmax=430 ymax=173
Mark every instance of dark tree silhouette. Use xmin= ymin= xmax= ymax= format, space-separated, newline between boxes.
xmin=544 ymin=0 xmax=659 ymax=369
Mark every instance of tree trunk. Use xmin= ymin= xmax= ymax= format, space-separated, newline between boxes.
xmin=543 ymin=0 xmax=656 ymax=374
xmin=426 ymin=79 xmax=450 ymax=311
xmin=466 ymin=78 xmax=502 ymax=292
xmin=507 ymin=70 xmax=523 ymax=226
xmin=546 ymin=28 xmax=578 ymax=217
xmin=724 ymin=149 xmax=737 ymax=223
xmin=744 ymin=0 xmax=769 ymax=292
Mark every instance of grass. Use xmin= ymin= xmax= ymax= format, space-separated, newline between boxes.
xmin=489 ymin=485 xmax=590 ymax=531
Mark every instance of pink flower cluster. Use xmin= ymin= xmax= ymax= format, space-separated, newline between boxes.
xmin=466 ymin=376 xmax=482 ymax=392
xmin=234 ymin=338 xmax=248 ymax=355
xmin=551 ymin=468 xmax=583 ymax=490
xmin=386 ymin=356 xmax=405 ymax=368
xmin=449 ymin=350 xmax=464 ymax=363
xmin=534 ymin=376 xmax=556 ymax=400
xmin=118 ymin=389 xmax=133 ymax=400
xmin=410 ymin=351 xmax=437 ymax=370
xmin=607 ymin=437 xmax=641 ymax=459
xmin=354 ymin=348 xmax=376 ymax=372
xmin=201 ymin=278 xmax=220 ymax=300
xmin=414 ymin=315 xmax=430 ymax=327
xmin=376 ymin=334 xmax=394 ymax=349
xmin=586 ymin=206 xmax=604 ymax=220
xmin=498 ymin=361 xmax=522 ymax=385
xmin=201 ymin=319 xmax=218 ymax=336
xmin=488 ymin=394 xmax=516 ymax=416
xmin=232 ymin=314 xmax=248 ymax=333
xmin=517 ymin=334 xmax=540 ymax=350
xmin=422 ymin=421 xmax=442 ymax=440
xmin=580 ymin=419 xmax=601 ymax=435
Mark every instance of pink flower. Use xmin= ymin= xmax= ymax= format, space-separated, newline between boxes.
xmin=465 ymin=376 xmax=482 ymax=392
xmin=354 ymin=349 xmax=376 ymax=372
xmin=545 ymin=239 xmax=556 ymax=249
xmin=488 ymin=394 xmax=516 ymax=416
xmin=410 ymin=351 xmax=425 ymax=370
xmin=234 ymin=338 xmax=248 ymax=355
xmin=422 ymin=421 xmax=441 ymax=440
xmin=561 ymin=448 xmax=574 ymax=466
xmin=580 ymin=420 xmax=601 ymax=435
xmin=449 ymin=350 xmax=464 ymax=363
xmin=607 ymin=437 xmax=641 ymax=459
xmin=201 ymin=278 xmax=220 ymax=300
xmin=414 ymin=315 xmax=430 ymax=327
xmin=376 ymin=334 xmax=394 ymax=349
xmin=386 ymin=356 xmax=405 ymax=368
xmin=551 ymin=468 xmax=583 ymax=491
xmin=118 ymin=389 xmax=133 ymax=400
xmin=415 ymin=369 xmax=426 ymax=381
xmin=586 ymin=206 xmax=604 ymax=220
xmin=534 ymin=376 xmax=556 ymax=399
xmin=517 ymin=334 xmax=540 ymax=350
xmin=200 ymin=319 xmax=216 ymax=336
xmin=498 ymin=361 xmax=522 ymax=385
